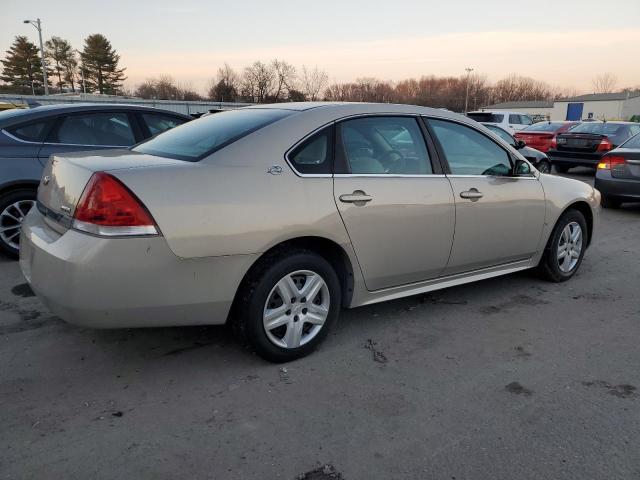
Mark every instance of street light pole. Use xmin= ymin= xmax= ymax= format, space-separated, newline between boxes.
xmin=464 ymin=67 xmax=474 ymax=114
xmin=23 ymin=18 xmax=48 ymax=95
xmin=76 ymin=50 xmax=86 ymax=94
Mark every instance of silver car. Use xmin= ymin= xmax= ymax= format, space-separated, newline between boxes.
xmin=20 ymin=103 xmax=600 ymax=361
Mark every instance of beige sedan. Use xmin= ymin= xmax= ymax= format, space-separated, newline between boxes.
xmin=20 ymin=103 xmax=600 ymax=361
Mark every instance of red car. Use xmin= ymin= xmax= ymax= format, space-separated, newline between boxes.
xmin=514 ymin=121 xmax=579 ymax=153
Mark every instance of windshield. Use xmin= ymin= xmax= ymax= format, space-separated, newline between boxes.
xmin=524 ymin=122 xmax=567 ymax=132
xmin=467 ymin=112 xmax=504 ymax=123
xmin=133 ymin=108 xmax=292 ymax=160
xmin=484 ymin=124 xmax=514 ymax=145
xmin=621 ymin=132 xmax=640 ymax=149
xmin=568 ymin=122 xmax=623 ymax=135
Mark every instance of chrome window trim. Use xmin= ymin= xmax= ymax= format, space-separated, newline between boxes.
xmin=334 ymin=173 xmax=447 ymax=178
xmin=41 ymin=141 xmax=132 ymax=148
xmin=446 ymin=174 xmax=538 ymax=180
xmin=285 ymin=112 xmax=437 ymax=178
xmin=1 ymin=128 xmax=42 ymax=145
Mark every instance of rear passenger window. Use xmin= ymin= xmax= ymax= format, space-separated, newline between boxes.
xmin=429 ymin=119 xmax=512 ymax=176
xmin=288 ymin=127 xmax=332 ymax=175
xmin=509 ymin=114 xmax=521 ymax=124
xmin=142 ymin=113 xmax=186 ymax=136
xmin=337 ymin=116 xmax=432 ymax=174
xmin=7 ymin=121 xmax=50 ymax=142
xmin=52 ymin=113 xmax=135 ymax=146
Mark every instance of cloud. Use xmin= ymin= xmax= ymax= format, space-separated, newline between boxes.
xmin=121 ymin=28 xmax=640 ymax=93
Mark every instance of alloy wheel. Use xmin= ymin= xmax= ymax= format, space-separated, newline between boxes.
xmin=263 ymin=270 xmax=330 ymax=349
xmin=0 ymin=200 xmax=35 ymax=251
xmin=557 ymin=221 xmax=582 ymax=273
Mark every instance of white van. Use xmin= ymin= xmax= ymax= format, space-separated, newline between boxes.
xmin=467 ymin=110 xmax=534 ymax=134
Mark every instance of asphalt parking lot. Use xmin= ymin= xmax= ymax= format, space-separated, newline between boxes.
xmin=1 ymin=169 xmax=639 ymax=480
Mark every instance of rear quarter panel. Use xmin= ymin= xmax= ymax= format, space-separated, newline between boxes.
xmin=112 ymin=111 xmax=352 ymax=259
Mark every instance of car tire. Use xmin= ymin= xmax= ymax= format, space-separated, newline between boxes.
xmin=536 ymin=160 xmax=552 ymax=174
xmin=554 ymin=165 xmax=569 ymax=174
xmin=233 ymin=249 xmax=341 ymax=362
xmin=0 ymin=189 xmax=37 ymax=259
xmin=600 ymin=195 xmax=621 ymax=209
xmin=537 ymin=209 xmax=588 ymax=283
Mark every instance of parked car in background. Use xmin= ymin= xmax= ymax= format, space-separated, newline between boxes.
xmin=548 ymin=121 xmax=640 ymax=173
xmin=514 ymin=121 xmax=579 ymax=153
xmin=467 ymin=110 xmax=534 ymax=134
xmin=595 ymin=132 xmax=640 ymax=208
xmin=482 ymin=123 xmax=552 ymax=173
xmin=0 ymin=104 xmax=191 ymax=257
xmin=20 ymin=103 xmax=599 ymax=362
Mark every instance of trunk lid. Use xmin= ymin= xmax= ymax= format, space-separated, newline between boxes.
xmin=515 ymin=132 xmax=554 ymax=150
xmin=610 ymin=148 xmax=640 ymax=179
xmin=556 ymin=132 xmax=606 ymax=153
xmin=37 ymin=150 xmax=186 ymax=229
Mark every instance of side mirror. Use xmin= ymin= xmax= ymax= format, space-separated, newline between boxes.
xmin=515 ymin=139 xmax=526 ymax=149
xmin=514 ymin=159 xmax=532 ymax=176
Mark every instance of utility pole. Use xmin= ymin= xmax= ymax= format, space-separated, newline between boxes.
xmin=464 ymin=67 xmax=474 ymax=114
xmin=23 ymin=18 xmax=48 ymax=95
xmin=76 ymin=50 xmax=86 ymax=94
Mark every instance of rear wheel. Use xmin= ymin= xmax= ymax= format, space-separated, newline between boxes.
xmin=0 ymin=189 xmax=36 ymax=259
xmin=601 ymin=195 xmax=621 ymax=209
xmin=537 ymin=209 xmax=587 ymax=282
xmin=234 ymin=249 xmax=341 ymax=362
xmin=554 ymin=165 xmax=569 ymax=174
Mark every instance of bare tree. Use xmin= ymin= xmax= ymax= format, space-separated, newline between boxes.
xmin=208 ymin=63 xmax=239 ymax=101
xmin=592 ymin=73 xmax=618 ymax=94
xmin=241 ymin=61 xmax=275 ymax=102
xmin=271 ymin=59 xmax=296 ymax=101
xmin=300 ymin=65 xmax=328 ymax=101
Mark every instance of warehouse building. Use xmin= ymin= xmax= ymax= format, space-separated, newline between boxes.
xmin=552 ymin=92 xmax=640 ymax=121
xmin=485 ymin=91 xmax=640 ymax=122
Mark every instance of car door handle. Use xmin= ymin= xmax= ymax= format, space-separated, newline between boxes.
xmin=339 ymin=191 xmax=373 ymax=204
xmin=460 ymin=189 xmax=483 ymax=201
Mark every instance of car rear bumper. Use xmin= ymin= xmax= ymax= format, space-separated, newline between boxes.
xmin=548 ymin=151 xmax=603 ymax=167
xmin=594 ymin=170 xmax=640 ymax=201
xmin=19 ymin=209 xmax=257 ymax=328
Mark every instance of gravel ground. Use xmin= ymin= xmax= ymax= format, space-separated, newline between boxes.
xmin=1 ymin=169 xmax=639 ymax=480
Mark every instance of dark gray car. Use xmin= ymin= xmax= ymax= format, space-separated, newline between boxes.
xmin=594 ymin=132 xmax=640 ymax=208
xmin=0 ymin=104 xmax=190 ymax=257
xmin=482 ymin=123 xmax=552 ymax=173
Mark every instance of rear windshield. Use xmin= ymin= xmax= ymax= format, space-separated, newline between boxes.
xmin=133 ymin=108 xmax=292 ymax=161
xmin=621 ymin=132 xmax=640 ymax=149
xmin=524 ymin=122 xmax=566 ymax=132
xmin=568 ymin=122 xmax=624 ymax=135
xmin=467 ymin=112 xmax=504 ymax=123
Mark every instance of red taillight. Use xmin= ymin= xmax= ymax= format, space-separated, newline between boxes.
xmin=73 ymin=172 xmax=158 ymax=236
xmin=596 ymin=137 xmax=613 ymax=152
xmin=597 ymin=156 xmax=626 ymax=170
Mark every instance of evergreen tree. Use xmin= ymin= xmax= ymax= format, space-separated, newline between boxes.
xmin=80 ymin=34 xmax=126 ymax=94
xmin=0 ymin=36 xmax=44 ymax=94
xmin=45 ymin=36 xmax=76 ymax=93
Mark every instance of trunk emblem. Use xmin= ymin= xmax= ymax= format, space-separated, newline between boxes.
xmin=42 ymin=175 xmax=51 ymax=185
xmin=267 ymin=165 xmax=283 ymax=175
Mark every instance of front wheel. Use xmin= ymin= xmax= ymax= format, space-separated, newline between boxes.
xmin=0 ymin=189 xmax=36 ymax=259
xmin=234 ymin=250 xmax=341 ymax=362
xmin=537 ymin=209 xmax=587 ymax=282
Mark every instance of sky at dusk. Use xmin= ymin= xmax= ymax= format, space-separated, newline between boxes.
xmin=2 ymin=0 xmax=639 ymax=95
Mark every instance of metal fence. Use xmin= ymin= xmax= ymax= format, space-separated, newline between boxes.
xmin=0 ymin=93 xmax=253 ymax=115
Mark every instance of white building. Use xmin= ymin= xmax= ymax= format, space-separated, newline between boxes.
xmin=482 ymin=100 xmax=554 ymax=119
xmin=551 ymin=92 xmax=640 ymax=121
xmin=485 ymin=92 xmax=640 ymax=122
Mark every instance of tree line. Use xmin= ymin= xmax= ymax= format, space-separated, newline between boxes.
xmin=1 ymin=34 xmax=125 ymax=95
xmin=2 ymin=33 xmax=637 ymax=109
